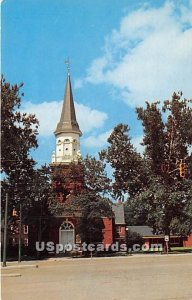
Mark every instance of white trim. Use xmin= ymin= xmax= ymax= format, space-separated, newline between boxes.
xmin=59 ymin=221 xmax=75 ymax=246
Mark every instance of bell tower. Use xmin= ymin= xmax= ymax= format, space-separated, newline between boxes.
xmin=51 ymin=62 xmax=82 ymax=165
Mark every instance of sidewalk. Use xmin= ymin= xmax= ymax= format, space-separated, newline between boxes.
xmin=1 ymin=261 xmax=38 ymax=277
xmin=2 ymin=251 xmax=192 ymax=267
xmin=1 ymin=261 xmax=38 ymax=272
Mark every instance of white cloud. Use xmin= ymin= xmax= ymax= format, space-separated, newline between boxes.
xmin=21 ymin=101 xmax=108 ymax=136
xmin=75 ymin=102 xmax=108 ymax=133
xmin=80 ymin=1 xmax=192 ymax=106
xmin=82 ymin=131 xmax=144 ymax=154
xmin=82 ymin=130 xmax=112 ymax=148
xmin=74 ymin=78 xmax=84 ymax=89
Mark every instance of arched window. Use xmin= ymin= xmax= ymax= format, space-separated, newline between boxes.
xmin=60 ymin=222 xmax=74 ymax=230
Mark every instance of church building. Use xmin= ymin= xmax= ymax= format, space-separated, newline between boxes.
xmin=28 ymin=66 xmax=126 ymax=255
xmin=49 ymin=67 xmax=84 ymax=251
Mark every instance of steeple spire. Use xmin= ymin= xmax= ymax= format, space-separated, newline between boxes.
xmin=51 ymin=63 xmax=82 ymax=165
xmin=54 ymin=66 xmax=82 ymax=136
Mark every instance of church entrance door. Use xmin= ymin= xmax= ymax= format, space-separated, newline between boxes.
xmin=59 ymin=222 xmax=74 ymax=252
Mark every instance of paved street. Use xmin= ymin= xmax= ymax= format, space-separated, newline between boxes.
xmin=2 ymin=254 xmax=192 ymax=300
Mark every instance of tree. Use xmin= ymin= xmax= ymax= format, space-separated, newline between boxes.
xmin=101 ymin=93 xmax=192 ymax=236
xmin=135 ymin=93 xmax=192 ymax=235
xmin=83 ymin=155 xmax=111 ymax=195
xmin=48 ymin=156 xmax=113 ymax=245
xmin=48 ymin=162 xmax=84 ymax=215
xmin=48 ymin=156 xmax=112 ymax=215
xmin=26 ymin=165 xmax=53 ymax=257
xmin=124 ymin=200 xmax=147 ymax=226
xmin=100 ymin=124 xmax=150 ymax=199
xmin=1 ymin=76 xmax=39 ymax=215
xmin=126 ymin=230 xmax=143 ymax=250
xmin=63 ymin=191 xmax=113 ymax=244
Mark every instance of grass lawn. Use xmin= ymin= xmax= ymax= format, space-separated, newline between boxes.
xmin=171 ymin=246 xmax=192 ymax=252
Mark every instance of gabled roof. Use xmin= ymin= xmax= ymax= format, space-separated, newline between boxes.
xmin=54 ymin=74 xmax=82 ymax=136
xmin=127 ymin=226 xmax=185 ymax=237
xmin=112 ymin=204 xmax=125 ymax=225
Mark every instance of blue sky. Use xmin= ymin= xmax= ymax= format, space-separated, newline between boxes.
xmin=2 ymin=0 xmax=192 ymax=166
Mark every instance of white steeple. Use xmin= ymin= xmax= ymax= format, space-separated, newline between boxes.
xmin=51 ymin=67 xmax=82 ymax=165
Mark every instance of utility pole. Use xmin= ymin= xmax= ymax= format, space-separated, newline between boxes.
xmin=2 ymin=193 xmax=8 ymax=267
xmin=37 ymin=201 xmax=43 ymax=259
xmin=18 ymin=203 xmax=22 ymax=263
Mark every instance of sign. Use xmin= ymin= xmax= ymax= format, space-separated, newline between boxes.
xmin=164 ymin=235 xmax=169 ymax=242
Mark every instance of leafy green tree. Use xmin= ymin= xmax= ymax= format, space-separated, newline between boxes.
xmin=48 ymin=157 xmax=113 ymax=244
xmin=83 ymin=155 xmax=111 ymax=195
xmin=49 ymin=156 xmax=111 ymax=215
xmin=63 ymin=191 xmax=113 ymax=244
xmin=1 ymin=76 xmax=39 ymax=215
xmin=26 ymin=165 xmax=53 ymax=256
xmin=136 ymin=102 xmax=165 ymax=175
xmin=135 ymin=92 xmax=192 ymax=235
xmin=101 ymin=93 xmax=192 ymax=236
xmin=126 ymin=230 xmax=143 ymax=250
xmin=124 ymin=200 xmax=147 ymax=226
xmin=48 ymin=162 xmax=84 ymax=215
xmin=26 ymin=165 xmax=52 ymax=219
xmin=100 ymin=124 xmax=150 ymax=199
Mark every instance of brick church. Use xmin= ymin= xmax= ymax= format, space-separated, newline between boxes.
xmin=28 ymin=67 xmax=126 ymax=254
xmin=8 ymin=68 xmax=192 ymax=255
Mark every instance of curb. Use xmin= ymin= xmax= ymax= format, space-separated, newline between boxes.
xmin=1 ymin=273 xmax=21 ymax=277
xmin=1 ymin=264 xmax=38 ymax=270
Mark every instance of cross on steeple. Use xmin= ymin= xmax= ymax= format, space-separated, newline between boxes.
xmin=65 ymin=58 xmax=70 ymax=76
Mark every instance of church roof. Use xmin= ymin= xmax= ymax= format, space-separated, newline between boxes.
xmin=54 ymin=74 xmax=82 ymax=136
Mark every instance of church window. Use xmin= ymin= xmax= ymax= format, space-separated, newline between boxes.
xmin=64 ymin=139 xmax=70 ymax=143
xmin=60 ymin=222 xmax=74 ymax=230
xmin=65 ymin=148 xmax=68 ymax=151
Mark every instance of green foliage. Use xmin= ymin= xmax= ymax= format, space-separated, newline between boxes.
xmin=48 ymin=157 xmax=113 ymax=243
xmin=27 ymin=165 xmax=52 ymax=219
xmin=101 ymin=93 xmax=192 ymax=235
xmin=64 ymin=191 xmax=113 ymax=243
xmin=136 ymin=102 xmax=165 ymax=174
xmin=100 ymin=124 xmax=150 ymax=198
xmin=126 ymin=230 xmax=143 ymax=249
xmin=1 ymin=76 xmax=39 ymax=177
xmin=83 ymin=155 xmax=111 ymax=195
xmin=49 ymin=156 xmax=111 ymax=215
xmin=124 ymin=200 xmax=147 ymax=226
xmin=1 ymin=76 xmax=39 ymax=215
